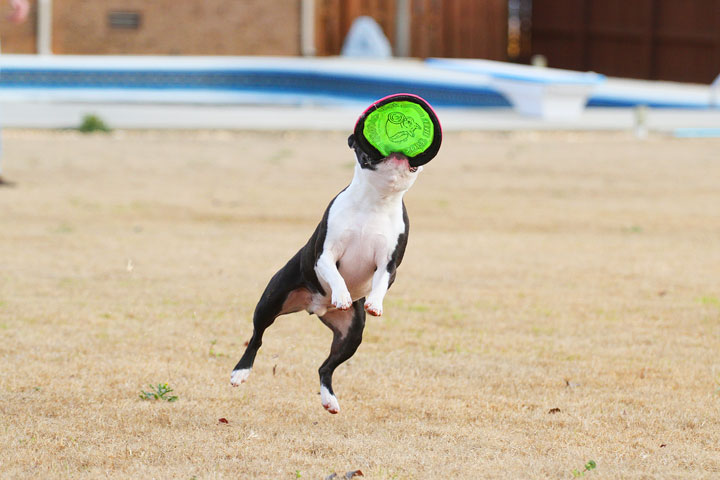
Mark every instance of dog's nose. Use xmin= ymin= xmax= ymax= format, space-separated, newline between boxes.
xmin=385 ymin=152 xmax=409 ymax=162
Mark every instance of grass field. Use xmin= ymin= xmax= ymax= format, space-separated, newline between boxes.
xmin=1 ymin=129 xmax=719 ymax=479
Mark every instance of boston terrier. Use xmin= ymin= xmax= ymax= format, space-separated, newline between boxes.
xmin=231 ymin=94 xmax=441 ymax=414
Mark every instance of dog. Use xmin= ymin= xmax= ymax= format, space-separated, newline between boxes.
xmin=231 ymin=94 xmax=440 ymax=414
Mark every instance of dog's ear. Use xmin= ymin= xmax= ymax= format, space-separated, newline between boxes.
xmin=348 ymin=133 xmax=377 ymax=170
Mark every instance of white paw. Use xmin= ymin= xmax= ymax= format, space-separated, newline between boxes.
xmin=321 ymin=385 xmax=340 ymax=414
xmin=364 ymin=299 xmax=383 ymax=316
xmin=332 ymin=289 xmax=353 ymax=311
xmin=230 ymin=368 xmax=251 ymax=386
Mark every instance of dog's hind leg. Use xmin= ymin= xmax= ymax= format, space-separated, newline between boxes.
xmin=317 ymin=299 xmax=366 ymax=414
xmin=231 ymin=253 xmax=309 ymax=386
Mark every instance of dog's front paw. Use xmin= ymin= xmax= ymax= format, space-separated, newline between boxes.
xmin=364 ymin=299 xmax=383 ymax=316
xmin=332 ymin=289 xmax=353 ymax=311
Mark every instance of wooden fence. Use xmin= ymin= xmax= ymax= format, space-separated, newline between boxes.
xmin=314 ymin=0 xmax=508 ymax=60
xmin=531 ymin=0 xmax=720 ymax=83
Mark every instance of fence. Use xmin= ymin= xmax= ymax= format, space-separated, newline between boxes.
xmin=531 ymin=0 xmax=720 ymax=83
xmin=315 ymin=0 xmax=508 ymax=60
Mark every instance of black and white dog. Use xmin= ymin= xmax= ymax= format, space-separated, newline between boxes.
xmin=231 ymin=94 xmax=441 ymax=414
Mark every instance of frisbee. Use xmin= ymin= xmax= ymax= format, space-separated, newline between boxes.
xmin=353 ymin=93 xmax=442 ymax=167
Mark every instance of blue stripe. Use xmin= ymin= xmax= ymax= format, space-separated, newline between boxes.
xmin=674 ymin=128 xmax=720 ymax=137
xmin=587 ymin=98 xmax=710 ymax=109
xmin=0 ymin=67 xmax=711 ymax=110
xmin=0 ymin=68 xmax=511 ymax=108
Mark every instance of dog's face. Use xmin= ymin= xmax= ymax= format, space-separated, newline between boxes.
xmin=348 ymin=134 xmax=422 ymax=194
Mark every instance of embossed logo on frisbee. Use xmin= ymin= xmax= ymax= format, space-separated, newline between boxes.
xmin=362 ymin=101 xmax=435 ymax=158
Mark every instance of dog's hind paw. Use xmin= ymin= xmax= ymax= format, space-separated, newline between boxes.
xmin=321 ymin=385 xmax=340 ymax=414
xmin=230 ymin=368 xmax=251 ymax=386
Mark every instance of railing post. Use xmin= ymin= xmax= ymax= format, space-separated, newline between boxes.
xmin=395 ymin=0 xmax=411 ymax=57
xmin=301 ymin=0 xmax=316 ymax=56
xmin=37 ymin=0 xmax=53 ymax=55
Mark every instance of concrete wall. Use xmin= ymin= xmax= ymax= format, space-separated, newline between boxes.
xmin=1 ymin=0 xmax=301 ymax=55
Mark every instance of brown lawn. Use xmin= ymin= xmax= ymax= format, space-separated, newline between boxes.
xmin=0 ymin=129 xmax=719 ymax=479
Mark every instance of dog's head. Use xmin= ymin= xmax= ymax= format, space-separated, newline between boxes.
xmin=348 ymin=133 xmax=422 ymax=193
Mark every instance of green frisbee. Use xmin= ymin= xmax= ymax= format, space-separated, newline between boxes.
xmin=352 ymin=93 xmax=442 ymax=167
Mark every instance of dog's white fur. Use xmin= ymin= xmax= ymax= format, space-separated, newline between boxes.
xmin=230 ymin=368 xmax=251 ymax=387
xmin=321 ymin=385 xmax=340 ymax=414
xmin=313 ymin=154 xmax=422 ymax=319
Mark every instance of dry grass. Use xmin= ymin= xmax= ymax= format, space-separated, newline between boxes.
xmin=1 ymin=129 xmax=719 ymax=479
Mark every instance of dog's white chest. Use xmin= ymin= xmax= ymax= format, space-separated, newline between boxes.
xmin=320 ymin=191 xmax=405 ymax=300
xmin=336 ymin=215 xmax=392 ymax=293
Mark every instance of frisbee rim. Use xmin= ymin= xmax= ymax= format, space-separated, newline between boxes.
xmin=353 ymin=93 xmax=442 ymax=167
